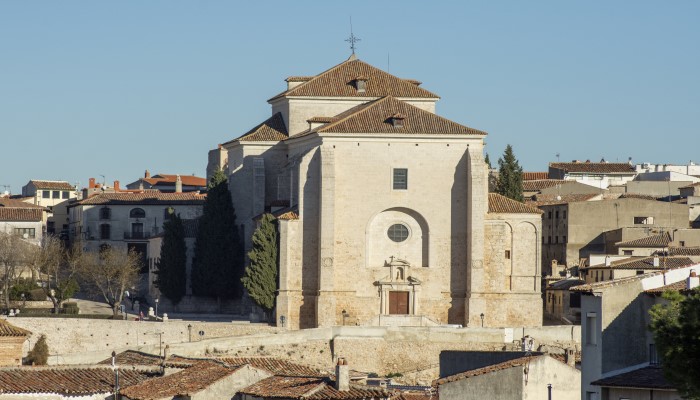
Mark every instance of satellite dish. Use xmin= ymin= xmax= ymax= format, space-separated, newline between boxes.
xmin=22 ymin=233 xmax=29 ymax=239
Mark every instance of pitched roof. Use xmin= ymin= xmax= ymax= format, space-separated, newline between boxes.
xmin=239 ymin=375 xmax=393 ymax=399
xmin=269 ymin=58 xmax=439 ymax=101
xmin=547 ymin=279 xmax=586 ymax=290
xmin=522 ymin=172 xmax=549 ymax=181
xmin=225 ymin=112 xmax=289 ymax=144
xmin=573 ymin=262 xmax=698 ymax=292
xmin=0 ymin=367 xmax=156 ymax=395
xmin=434 ymin=355 xmax=543 ymax=386
xmin=97 ymin=350 xmax=195 ymax=368
xmin=616 ymin=233 xmax=671 ymax=248
xmin=0 ymin=320 xmax=31 ymax=337
xmin=290 ymin=97 xmax=486 ymax=139
xmin=591 ymin=366 xmax=674 ymax=390
xmin=488 ymin=193 xmax=543 ymax=214
xmin=119 ymin=361 xmax=242 ymax=400
xmin=27 ymin=180 xmax=75 ymax=190
xmin=0 ymin=199 xmax=45 ymax=222
xmin=217 ymin=357 xmax=324 ymax=377
xmin=582 ymin=256 xmax=694 ymax=271
xmin=666 ymin=246 xmax=700 ymax=256
xmin=644 ymin=280 xmax=696 ymax=295
xmin=148 ymin=174 xmax=207 ymax=187
xmin=549 ymin=162 xmax=635 ymax=174
xmin=74 ymin=192 xmax=205 ymax=206
xmin=522 ymin=179 xmax=565 ymax=191
xmin=526 ymin=193 xmax=600 ymax=206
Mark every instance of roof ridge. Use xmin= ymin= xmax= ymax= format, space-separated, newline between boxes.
xmin=269 ymin=58 xmax=356 ymax=102
xmin=316 ymin=96 xmax=390 ymax=133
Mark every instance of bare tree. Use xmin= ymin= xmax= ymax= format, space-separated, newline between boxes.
xmin=76 ymin=247 xmax=140 ymax=316
xmin=0 ymin=232 xmax=34 ymax=310
xmin=26 ymin=236 xmax=79 ymax=313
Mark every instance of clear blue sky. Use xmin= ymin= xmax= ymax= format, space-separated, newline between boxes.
xmin=1 ymin=1 xmax=698 ymax=194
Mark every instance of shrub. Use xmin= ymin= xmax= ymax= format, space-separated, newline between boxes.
xmin=26 ymin=335 xmax=49 ymax=365
xmin=62 ymin=302 xmax=79 ymax=315
xmin=10 ymin=279 xmax=35 ymax=301
xmin=29 ymin=288 xmax=46 ymax=301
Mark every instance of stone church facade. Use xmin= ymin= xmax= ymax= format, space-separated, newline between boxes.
xmin=210 ymin=56 xmax=543 ymax=329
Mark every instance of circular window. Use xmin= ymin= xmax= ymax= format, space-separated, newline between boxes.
xmin=387 ymin=224 xmax=410 ymax=242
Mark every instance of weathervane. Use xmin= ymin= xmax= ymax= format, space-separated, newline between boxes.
xmin=345 ymin=17 xmax=361 ymax=55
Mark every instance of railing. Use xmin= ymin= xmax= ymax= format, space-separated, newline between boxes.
xmin=124 ymin=231 xmax=151 ymax=240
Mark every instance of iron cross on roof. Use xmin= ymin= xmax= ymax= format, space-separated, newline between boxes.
xmin=345 ymin=18 xmax=361 ymax=54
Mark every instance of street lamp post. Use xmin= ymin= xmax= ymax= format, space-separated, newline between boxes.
xmin=547 ymin=383 xmax=552 ymax=400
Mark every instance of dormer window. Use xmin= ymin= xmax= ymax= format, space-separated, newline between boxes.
xmin=390 ymin=113 xmax=406 ymax=128
xmin=354 ymin=76 xmax=367 ymax=93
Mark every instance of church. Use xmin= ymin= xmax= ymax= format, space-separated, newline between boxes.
xmin=209 ymin=55 xmax=543 ymax=329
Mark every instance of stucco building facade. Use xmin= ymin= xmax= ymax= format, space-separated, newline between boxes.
xmin=217 ymin=56 xmax=543 ymax=329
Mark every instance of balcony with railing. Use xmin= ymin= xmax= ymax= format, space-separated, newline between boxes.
xmin=124 ymin=231 xmax=151 ymax=240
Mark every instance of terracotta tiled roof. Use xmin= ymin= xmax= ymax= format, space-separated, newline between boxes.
xmin=27 ymin=180 xmax=75 ymax=190
xmin=97 ymin=350 xmax=195 ymax=368
xmin=547 ymin=279 xmax=585 ymax=290
xmin=644 ymin=280 xmax=695 ymax=295
xmin=286 ymin=76 xmax=315 ymax=82
xmin=549 ymin=162 xmax=635 ymax=174
xmin=307 ymin=116 xmax=338 ymax=123
xmin=74 ymin=192 xmax=205 ymax=206
xmin=392 ymin=393 xmax=437 ymax=400
xmin=120 ymin=361 xmax=241 ymax=400
xmin=290 ymin=97 xmax=486 ymax=139
xmin=269 ymin=58 xmax=439 ymax=101
xmin=226 ymin=113 xmax=289 ymax=144
xmin=0 ymin=320 xmax=31 ymax=337
xmin=582 ymin=256 xmax=694 ymax=271
xmin=526 ymin=193 xmax=600 ymax=206
xmin=522 ymin=172 xmax=549 ymax=181
xmin=239 ymin=376 xmax=393 ymax=399
xmin=667 ymin=246 xmax=700 ymax=256
xmin=147 ymin=174 xmax=207 ymax=187
xmin=488 ymin=193 xmax=543 ymax=214
xmin=616 ymin=233 xmax=672 ymax=248
xmin=0 ymin=208 xmax=43 ymax=222
xmin=572 ymin=263 xmax=698 ymax=292
xmin=277 ymin=211 xmax=299 ymax=220
xmin=0 ymin=366 xmax=156 ymax=395
xmin=0 ymin=198 xmax=44 ymax=209
xmin=522 ymin=179 xmax=565 ymax=191
xmin=217 ymin=357 xmax=323 ymax=377
xmin=591 ymin=366 xmax=674 ymax=390
xmin=434 ymin=355 xmax=542 ymax=385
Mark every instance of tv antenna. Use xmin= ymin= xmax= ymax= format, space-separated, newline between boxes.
xmin=0 ymin=185 xmax=9 ymax=195
xmin=556 ymin=153 xmax=560 ymax=162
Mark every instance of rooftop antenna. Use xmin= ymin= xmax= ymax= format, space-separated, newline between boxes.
xmin=0 ymin=185 xmax=9 ymax=195
xmin=556 ymin=153 xmax=560 ymax=162
xmin=345 ymin=17 xmax=361 ymax=56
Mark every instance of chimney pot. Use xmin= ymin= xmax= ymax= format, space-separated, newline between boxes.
xmin=145 ymin=170 xmax=151 ymax=179
xmin=688 ymin=269 xmax=699 ymax=290
xmin=565 ymin=348 xmax=576 ymax=367
xmin=89 ymin=178 xmax=96 ymax=189
xmin=113 ymin=180 xmax=120 ymax=191
xmin=175 ymin=175 xmax=183 ymax=193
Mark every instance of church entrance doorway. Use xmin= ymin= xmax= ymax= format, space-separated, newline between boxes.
xmin=388 ymin=291 xmax=409 ymax=315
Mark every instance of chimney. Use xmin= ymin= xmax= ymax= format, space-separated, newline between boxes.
xmin=113 ymin=180 xmax=120 ymax=191
xmin=89 ymin=178 xmax=96 ymax=189
xmin=687 ymin=270 xmax=699 ymax=290
xmin=653 ymin=257 xmax=660 ymax=267
xmin=145 ymin=170 xmax=151 ymax=179
xmin=605 ymin=257 xmax=611 ymax=267
xmin=335 ymin=357 xmax=350 ymax=391
xmin=175 ymin=175 xmax=183 ymax=193
xmin=565 ymin=348 xmax=576 ymax=367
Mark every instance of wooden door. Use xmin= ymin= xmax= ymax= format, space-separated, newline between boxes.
xmin=389 ymin=291 xmax=409 ymax=315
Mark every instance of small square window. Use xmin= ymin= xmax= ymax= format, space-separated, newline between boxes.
xmin=52 ymin=191 xmax=60 ymax=199
xmin=505 ymin=250 xmax=511 ymax=259
xmin=62 ymin=191 xmax=69 ymax=199
xmin=42 ymin=190 xmax=50 ymax=198
xmin=393 ymin=168 xmax=407 ymax=190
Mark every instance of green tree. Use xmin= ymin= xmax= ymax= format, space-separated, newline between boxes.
xmin=26 ymin=334 xmax=49 ymax=365
xmin=242 ymin=213 xmax=278 ymax=318
xmin=155 ymin=212 xmax=187 ymax=304
xmin=496 ymin=144 xmax=524 ymax=202
xmin=649 ymin=288 xmax=700 ymax=399
xmin=484 ymin=152 xmax=492 ymax=169
xmin=191 ymin=169 xmax=244 ymax=305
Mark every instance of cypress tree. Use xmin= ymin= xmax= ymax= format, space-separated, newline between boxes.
xmin=242 ymin=213 xmax=278 ymax=318
xmin=484 ymin=153 xmax=492 ymax=169
xmin=191 ymin=169 xmax=244 ymax=303
xmin=496 ymin=144 xmax=524 ymax=202
xmin=155 ymin=212 xmax=187 ymax=304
